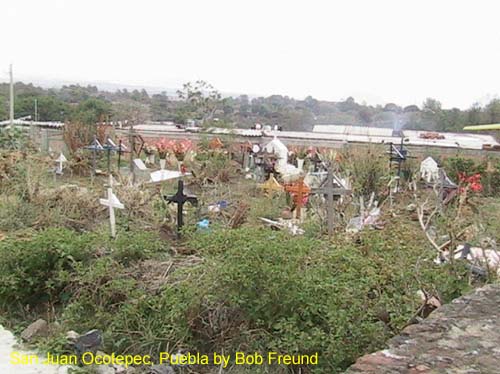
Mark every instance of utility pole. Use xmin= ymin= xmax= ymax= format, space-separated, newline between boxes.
xmin=34 ymin=98 xmax=38 ymax=122
xmin=9 ymin=64 xmax=14 ymax=128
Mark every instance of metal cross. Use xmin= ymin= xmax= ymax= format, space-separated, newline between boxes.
xmin=388 ymin=139 xmax=408 ymax=191
xmin=284 ymin=177 xmax=311 ymax=220
xmin=311 ymin=169 xmax=351 ymax=236
xmin=164 ymin=180 xmax=198 ymax=238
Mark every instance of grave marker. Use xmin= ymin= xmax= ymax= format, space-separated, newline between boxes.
xmin=54 ymin=153 xmax=67 ymax=175
xmin=284 ymin=177 xmax=311 ymax=220
xmin=164 ymin=180 xmax=198 ymax=238
xmin=150 ymin=169 xmax=191 ymax=183
xmin=259 ymin=174 xmax=284 ymax=193
xmin=387 ymin=140 xmax=408 ymax=192
xmin=133 ymin=158 xmax=149 ymax=171
xmin=311 ymin=169 xmax=351 ymax=236
xmin=99 ymin=175 xmax=125 ymax=238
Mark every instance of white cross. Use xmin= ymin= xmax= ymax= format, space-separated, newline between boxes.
xmin=99 ymin=175 xmax=125 ymax=238
xmin=55 ymin=153 xmax=67 ymax=175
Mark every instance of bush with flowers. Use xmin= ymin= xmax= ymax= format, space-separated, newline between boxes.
xmin=458 ymin=172 xmax=483 ymax=194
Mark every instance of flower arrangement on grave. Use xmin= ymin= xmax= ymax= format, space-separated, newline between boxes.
xmin=154 ymin=138 xmax=175 ymax=169
xmin=458 ymin=173 xmax=483 ymax=193
xmin=154 ymin=138 xmax=173 ymax=159
xmin=306 ymin=146 xmax=317 ymax=157
xmin=291 ymin=147 xmax=307 ymax=170
xmin=144 ymin=143 xmax=158 ymax=156
xmin=456 ymin=172 xmax=483 ymax=216
xmin=143 ymin=143 xmax=158 ymax=164
xmin=172 ymin=139 xmax=194 ymax=161
xmin=295 ymin=147 xmax=308 ymax=159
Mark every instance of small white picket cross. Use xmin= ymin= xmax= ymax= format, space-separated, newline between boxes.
xmin=55 ymin=153 xmax=68 ymax=175
xmin=99 ymin=175 xmax=125 ymax=238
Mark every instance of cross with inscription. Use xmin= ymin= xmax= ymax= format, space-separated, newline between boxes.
xmin=284 ymin=177 xmax=311 ymax=220
xmin=164 ymin=180 xmax=198 ymax=238
xmin=311 ymin=169 xmax=351 ymax=236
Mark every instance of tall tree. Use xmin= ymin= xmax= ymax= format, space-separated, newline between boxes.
xmin=176 ymin=80 xmax=221 ymax=123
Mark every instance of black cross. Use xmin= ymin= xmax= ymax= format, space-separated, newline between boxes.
xmin=164 ymin=180 xmax=198 ymax=238
xmin=311 ymin=169 xmax=350 ymax=236
xmin=388 ymin=139 xmax=408 ymax=191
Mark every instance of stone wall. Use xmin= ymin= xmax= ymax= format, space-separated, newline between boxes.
xmin=346 ymin=284 xmax=500 ymax=374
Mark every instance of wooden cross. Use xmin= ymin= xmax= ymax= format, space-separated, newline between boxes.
xmin=284 ymin=177 xmax=311 ymax=220
xmin=164 ymin=180 xmax=198 ymax=238
xmin=127 ymin=125 xmax=145 ymax=184
xmin=99 ymin=175 xmax=125 ymax=238
xmin=311 ymin=169 xmax=351 ymax=236
xmin=209 ymin=137 xmax=224 ymax=150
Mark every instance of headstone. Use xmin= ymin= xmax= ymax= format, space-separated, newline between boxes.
xmin=99 ymin=175 xmax=125 ymax=238
xmin=263 ymin=136 xmax=288 ymax=171
xmin=420 ymin=157 xmax=439 ymax=183
xmin=164 ymin=180 xmax=198 ymax=238
xmin=150 ymin=169 xmax=191 ymax=183
xmin=133 ymin=158 xmax=148 ymax=171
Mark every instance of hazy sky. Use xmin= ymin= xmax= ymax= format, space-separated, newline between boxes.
xmin=2 ymin=0 xmax=500 ymax=108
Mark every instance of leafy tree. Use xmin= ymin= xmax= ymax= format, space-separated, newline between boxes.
xmin=112 ymin=101 xmax=150 ymax=124
xmin=72 ymin=97 xmax=112 ymax=125
xmin=35 ymin=96 xmax=71 ymax=121
xmin=485 ymin=99 xmax=500 ymax=123
xmin=467 ymin=103 xmax=483 ymax=125
xmin=150 ymin=93 xmax=170 ymax=121
xmin=176 ymin=80 xmax=221 ymax=123
xmin=422 ymin=98 xmax=442 ymax=114
xmin=0 ymin=97 xmax=7 ymax=120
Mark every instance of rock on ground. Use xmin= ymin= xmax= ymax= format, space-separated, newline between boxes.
xmin=20 ymin=319 xmax=49 ymax=342
xmin=0 ymin=325 xmax=61 ymax=374
xmin=346 ymin=283 xmax=500 ymax=374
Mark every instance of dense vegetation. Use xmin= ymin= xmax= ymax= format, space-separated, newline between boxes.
xmin=2 ymin=81 xmax=500 ymax=132
xmin=0 ymin=138 xmax=498 ymax=372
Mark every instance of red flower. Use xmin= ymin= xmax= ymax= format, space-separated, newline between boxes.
xmin=459 ymin=172 xmax=483 ymax=193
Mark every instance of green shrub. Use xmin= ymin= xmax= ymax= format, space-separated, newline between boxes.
xmin=0 ymin=228 xmax=95 ymax=306
xmin=108 ymin=231 xmax=167 ymax=265
xmin=0 ymin=228 xmax=166 ymax=308
xmin=339 ymin=147 xmax=389 ymax=198
xmin=181 ymin=227 xmax=471 ymax=372
xmin=0 ymin=127 xmax=29 ymax=150
xmin=443 ymin=156 xmax=484 ymax=182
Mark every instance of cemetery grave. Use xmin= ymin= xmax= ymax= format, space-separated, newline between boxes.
xmin=0 ymin=129 xmax=499 ymax=374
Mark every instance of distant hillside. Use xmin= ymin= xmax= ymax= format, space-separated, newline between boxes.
xmin=1 ymin=80 xmax=499 ymax=134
